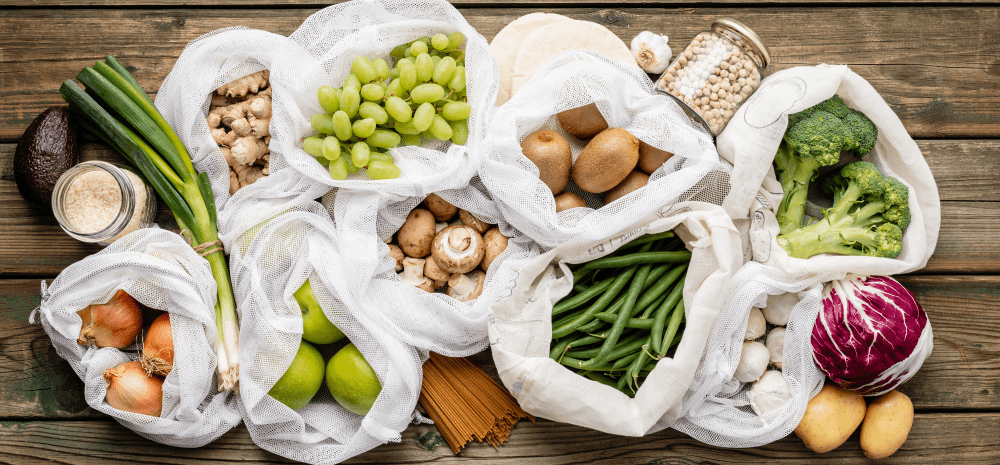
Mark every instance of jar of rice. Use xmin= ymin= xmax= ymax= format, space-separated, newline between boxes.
xmin=52 ymin=161 xmax=156 ymax=244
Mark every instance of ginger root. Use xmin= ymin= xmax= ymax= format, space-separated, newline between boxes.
xmin=207 ymin=71 xmax=272 ymax=194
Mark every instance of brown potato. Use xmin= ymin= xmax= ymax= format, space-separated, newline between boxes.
xmin=554 ymin=192 xmax=587 ymax=212
xmin=860 ymin=390 xmax=913 ymax=459
xmin=794 ymin=383 xmax=866 ymax=453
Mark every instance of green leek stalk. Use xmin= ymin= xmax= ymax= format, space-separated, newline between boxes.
xmin=60 ymin=56 xmax=240 ymax=390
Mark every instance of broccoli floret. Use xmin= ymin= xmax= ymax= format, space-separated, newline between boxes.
xmin=776 ymin=161 xmax=909 ymax=259
xmin=774 ymin=96 xmax=879 ymax=235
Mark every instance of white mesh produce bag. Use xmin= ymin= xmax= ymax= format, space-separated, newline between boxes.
xmin=488 ymin=201 xmax=742 ymax=435
xmin=280 ymin=0 xmax=497 ymax=196
xmin=228 ymin=201 xmax=424 ymax=464
xmin=323 ymin=177 xmax=541 ymax=355
xmin=716 ymin=64 xmax=941 ymax=277
xmin=672 ymin=261 xmax=836 ymax=448
xmin=479 ymin=50 xmax=722 ymax=249
xmin=30 ymin=229 xmax=241 ymax=447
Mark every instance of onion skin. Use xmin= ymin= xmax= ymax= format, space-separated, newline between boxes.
xmin=104 ymin=361 xmax=163 ymax=417
xmin=77 ymin=289 xmax=143 ymax=349
xmin=141 ymin=313 xmax=174 ymax=377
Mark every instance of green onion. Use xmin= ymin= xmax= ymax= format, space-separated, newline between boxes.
xmin=61 ymin=56 xmax=240 ymax=391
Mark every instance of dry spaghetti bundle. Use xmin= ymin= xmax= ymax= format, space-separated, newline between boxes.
xmin=419 ymin=353 xmax=534 ymax=453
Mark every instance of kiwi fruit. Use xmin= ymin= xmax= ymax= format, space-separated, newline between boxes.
xmin=603 ymin=170 xmax=649 ymax=204
xmin=521 ymin=130 xmax=572 ymax=195
xmin=638 ymin=141 xmax=675 ymax=174
xmin=554 ymin=192 xmax=588 ymax=212
xmin=571 ymin=128 xmax=640 ymax=193
xmin=557 ymin=103 xmax=608 ymax=139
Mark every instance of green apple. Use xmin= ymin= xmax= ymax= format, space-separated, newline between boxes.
xmin=295 ymin=279 xmax=345 ymax=345
xmin=268 ymin=340 xmax=325 ymax=410
xmin=326 ymin=343 xmax=382 ymax=415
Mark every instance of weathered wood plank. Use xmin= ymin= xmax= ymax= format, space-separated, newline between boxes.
xmin=0 ymin=413 xmax=996 ymax=464
xmin=0 ymin=140 xmax=997 ymax=276
xmin=8 ymin=0 xmax=1000 ymax=6
xmin=0 ymin=276 xmax=995 ymax=419
xmin=2 ymin=7 xmax=999 ymax=140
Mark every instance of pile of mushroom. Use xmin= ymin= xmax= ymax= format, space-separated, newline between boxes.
xmin=206 ymin=70 xmax=272 ymax=195
xmin=388 ymin=194 xmax=509 ymax=302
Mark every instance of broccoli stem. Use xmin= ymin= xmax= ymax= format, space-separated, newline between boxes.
xmin=776 ymin=227 xmax=869 ymax=259
xmin=775 ymin=156 xmax=824 ymax=235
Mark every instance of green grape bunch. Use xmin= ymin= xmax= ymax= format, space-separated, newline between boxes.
xmin=303 ymin=32 xmax=471 ymax=181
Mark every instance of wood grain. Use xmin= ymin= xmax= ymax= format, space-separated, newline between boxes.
xmin=0 ymin=413 xmax=996 ymax=464
xmin=2 ymin=139 xmax=997 ymax=276
xmin=1 ymin=276 xmax=996 ymax=419
xmin=2 ymin=7 xmax=1000 ymax=140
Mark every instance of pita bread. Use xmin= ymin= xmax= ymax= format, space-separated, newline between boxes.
xmin=489 ymin=13 xmax=574 ymax=107
xmin=510 ymin=20 xmax=638 ymax=98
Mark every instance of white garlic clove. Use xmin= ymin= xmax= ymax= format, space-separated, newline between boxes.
xmin=762 ymin=292 xmax=798 ymax=326
xmin=735 ymin=341 xmax=769 ymax=383
xmin=630 ymin=31 xmax=673 ymax=74
xmin=766 ymin=327 xmax=786 ymax=369
xmin=745 ymin=307 xmax=767 ymax=341
xmin=748 ymin=370 xmax=791 ymax=417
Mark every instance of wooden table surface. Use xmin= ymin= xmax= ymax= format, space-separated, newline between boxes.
xmin=2 ymin=1 xmax=999 ymax=463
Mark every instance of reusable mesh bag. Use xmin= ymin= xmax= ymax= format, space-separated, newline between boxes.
xmin=30 ymin=229 xmax=241 ymax=447
xmin=479 ymin=50 xmax=722 ymax=249
xmin=488 ymin=201 xmax=743 ymax=436
xmin=672 ymin=261 xmax=836 ymax=448
xmin=716 ymin=64 xmax=941 ymax=277
xmin=279 ymin=0 xmax=497 ymax=197
xmin=228 ymin=200 xmax=425 ymax=464
xmin=322 ymin=177 xmax=541 ymax=355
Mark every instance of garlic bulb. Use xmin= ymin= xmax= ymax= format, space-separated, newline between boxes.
xmin=630 ymin=31 xmax=672 ymax=74
xmin=766 ymin=327 xmax=786 ymax=369
xmin=763 ymin=292 xmax=798 ymax=326
xmin=735 ymin=341 xmax=769 ymax=383
xmin=748 ymin=370 xmax=791 ymax=417
xmin=745 ymin=307 xmax=767 ymax=341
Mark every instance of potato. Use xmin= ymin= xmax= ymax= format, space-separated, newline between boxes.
xmin=794 ymin=383 xmax=866 ymax=453
xmin=860 ymin=390 xmax=914 ymax=459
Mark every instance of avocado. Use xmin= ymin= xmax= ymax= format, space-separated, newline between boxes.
xmin=14 ymin=107 xmax=79 ymax=205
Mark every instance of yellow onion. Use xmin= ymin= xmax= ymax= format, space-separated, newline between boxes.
xmin=104 ymin=361 xmax=163 ymax=417
xmin=141 ymin=313 xmax=174 ymax=376
xmin=77 ymin=289 xmax=143 ymax=349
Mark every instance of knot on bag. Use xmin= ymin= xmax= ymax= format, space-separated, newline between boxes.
xmin=180 ymin=230 xmax=225 ymax=257
xmin=28 ymin=280 xmax=50 ymax=326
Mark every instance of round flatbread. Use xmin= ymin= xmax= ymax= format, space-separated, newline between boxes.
xmin=510 ymin=20 xmax=638 ymax=98
xmin=490 ymin=13 xmax=574 ymax=107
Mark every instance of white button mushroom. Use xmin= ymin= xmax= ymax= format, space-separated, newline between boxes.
xmin=423 ymin=255 xmax=452 ymax=289
xmin=398 ymin=257 xmax=435 ymax=292
xmin=387 ymin=244 xmax=404 ymax=273
xmin=481 ymin=227 xmax=509 ymax=273
xmin=447 ymin=270 xmax=486 ymax=302
xmin=745 ymin=306 xmax=767 ymax=341
xmin=431 ymin=225 xmax=486 ymax=274
xmin=398 ymin=209 xmax=437 ymax=258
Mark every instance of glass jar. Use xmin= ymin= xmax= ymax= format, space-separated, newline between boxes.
xmin=656 ymin=18 xmax=770 ymax=136
xmin=52 ymin=161 xmax=157 ymax=244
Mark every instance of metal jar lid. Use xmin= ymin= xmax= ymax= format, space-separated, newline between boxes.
xmin=712 ymin=18 xmax=770 ymax=68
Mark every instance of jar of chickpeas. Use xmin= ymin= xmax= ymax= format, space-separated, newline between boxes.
xmin=656 ymin=18 xmax=770 ymax=136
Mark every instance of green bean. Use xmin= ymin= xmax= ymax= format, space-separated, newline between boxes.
xmin=593 ymin=312 xmax=655 ymax=329
xmin=611 ymin=350 xmax=642 ymax=371
xmin=616 ymin=373 xmax=629 ymax=391
xmin=549 ymin=339 xmax=571 ymax=360
xmin=638 ymin=288 xmax=670 ymax=320
xmin=566 ymin=334 xmax=604 ymax=347
xmin=592 ymin=260 xmax=650 ymax=365
xmin=635 ymin=263 xmax=687 ymax=312
xmin=658 ymin=298 xmax=686 ymax=356
xmin=574 ymin=251 xmax=692 ymax=278
xmin=627 ymin=335 xmax=656 ymax=390
xmin=582 ymin=371 xmax=617 ymax=388
xmin=552 ymin=264 xmax=637 ymax=339
xmin=553 ymin=278 xmax=614 ymax=316
xmin=566 ymin=332 xmax=646 ymax=360
xmin=557 ymin=355 xmax=616 ymax=371
xmin=652 ymin=276 xmax=685 ymax=355
xmin=642 ymin=263 xmax=672 ymax=289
